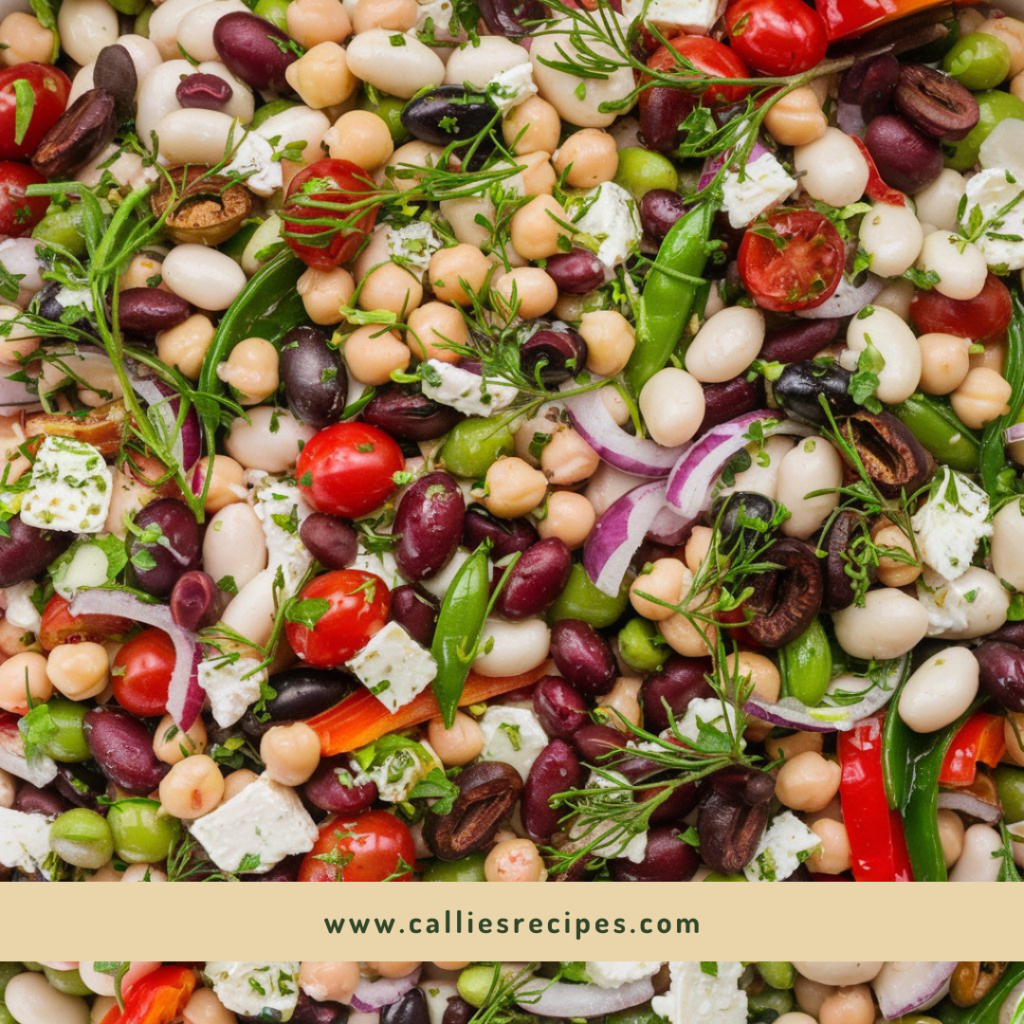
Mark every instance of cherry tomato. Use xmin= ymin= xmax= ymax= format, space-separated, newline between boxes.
xmin=38 ymin=594 xmax=135 ymax=651
xmin=285 ymin=569 xmax=390 ymax=668
xmin=283 ymin=158 xmax=379 ymax=270
xmin=297 ymin=422 xmax=404 ymax=518
xmin=724 ymin=0 xmax=827 ymax=76
xmin=0 ymin=161 xmax=47 ymax=236
xmin=910 ymin=272 xmax=1012 ymax=345
xmin=299 ymin=810 xmax=415 ymax=881
xmin=0 ymin=64 xmax=72 ymax=161
xmin=738 ymin=209 xmax=845 ymax=313
xmin=100 ymin=966 xmax=197 ymax=1024
xmin=112 ymin=628 xmax=176 ymax=717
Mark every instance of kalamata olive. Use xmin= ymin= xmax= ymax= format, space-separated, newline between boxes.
xmin=698 ymin=375 xmax=765 ymax=436
xmin=304 ymin=754 xmax=379 ymax=813
xmin=894 ymin=63 xmax=979 ymax=141
xmin=463 ymin=506 xmax=538 ymax=560
xmin=31 ymin=89 xmax=118 ymax=178
xmin=14 ymin=783 xmax=68 ymax=817
xmin=572 ymin=722 xmax=626 ymax=764
xmin=128 ymin=498 xmax=201 ymax=597
xmin=497 ymin=538 xmax=572 ymax=620
xmin=533 ymin=675 xmax=589 ymax=738
xmin=170 ymin=570 xmax=225 ymax=631
xmin=443 ymin=999 xmax=475 ymax=1024
xmin=0 ymin=514 xmax=73 ymax=587
xmin=390 ymin=585 xmax=439 ymax=646
xmin=280 ymin=326 xmax=348 ymax=429
xmin=522 ymin=739 xmax=582 ymax=842
xmin=611 ymin=824 xmax=699 ymax=881
xmin=54 ymin=762 xmax=108 ymax=811
xmin=839 ymin=53 xmax=900 ymax=121
xmin=241 ymin=668 xmax=355 ymax=739
xmin=401 ymin=87 xmax=494 ymax=147
xmin=519 ymin=327 xmax=588 ymax=386
xmin=545 ymin=249 xmax=606 ymax=294
xmin=93 ymin=45 xmax=137 ymax=122
xmin=176 ymin=72 xmax=234 ymax=111
xmin=35 ymin=281 xmax=93 ymax=335
xmin=643 ymin=779 xmax=702 ymax=825
xmin=550 ymin=619 xmax=617 ymax=696
xmin=640 ymin=656 xmax=713 ymax=732
xmin=864 ymin=114 xmax=943 ymax=194
xmin=117 ymin=287 xmax=191 ymax=336
xmin=842 ymin=410 xmax=934 ymax=498
xmin=759 ymin=319 xmax=842 ymax=364
xmin=821 ymin=510 xmax=874 ymax=613
xmin=363 ymin=385 xmax=463 ymax=441
xmin=711 ymin=491 xmax=778 ymax=543
xmin=382 ymin=990 xmax=428 ymax=1024
xmin=744 ymin=538 xmax=823 ymax=648
xmin=290 ymin=991 xmax=349 ymax=1024
xmin=974 ymin=641 xmax=1024 ymax=712
xmin=773 ymin=360 xmax=858 ymax=426
xmin=213 ymin=11 xmax=297 ymax=92
xmin=85 ymin=707 xmax=169 ymax=794
xmin=639 ymin=188 xmax=688 ymax=241
xmin=697 ymin=766 xmax=775 ymax=874
xmin=299 ymin=513 xmax=358 ymax=570
xmin=477 ymin=0 xmax=546 ymax=36
xmin=639 ymin=88 xmax=691 ymax=154
xmin=394 ymin=472 xmax=465 ymax=581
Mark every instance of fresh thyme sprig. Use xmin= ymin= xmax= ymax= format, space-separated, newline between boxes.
xmin=468 ymin=964 xmax=553 ymax=1024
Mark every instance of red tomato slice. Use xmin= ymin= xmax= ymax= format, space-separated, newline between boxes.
xmin=299 ymin=809 xmax=416 ymax=881
xmin=0 ymin=160 xmax=48 ymax=236
xmin=38 ymin=594 xmax=135 ymax=651
xmin=910 ymin=272 xmax=1012 ymax=344
xmin=0 ymin=64 xmax=71 ymax=161
xmin=112 ymin=627 xmax=176 ymax=718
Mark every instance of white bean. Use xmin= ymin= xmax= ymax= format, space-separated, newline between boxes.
xmin=136 ymin=60 xmax=195 ymax=147
xmin=196 ymin=61 xmax=255 ymax=123
xmin=929 ymin=566 xmax=1010 ymax=640
xmin=445 ymin=36 xmax=528 ymax=89
xmin=685 ymin=306 xmax=765 ymax=383
xmin=255 ymin=105 xmax=331 ymax=164
xmin=871 ymin=278 xmax=915 ymax=322
xmin=161 ymin=243 xmax=246 ymax=311
xmin=584 ymin=461 xmax=647 ymax=518
xmin=949 ymin=823 xmax=1003 ymax=881
xmin=992 ymin=499 xmax=1024 ymax=590
xmin=0 ymin=765 xmax=14 ymax=807
xmin=78 ymin=964 xmax=162 ymax=998
xmin=776 ymin=435 xmax=842 ymax=539
xmin=56 ymin=0 xmax=117 ymax=65
xmin=473 ymin=617 xmax=551 ymax=676
xmin=717 ymin=436 xmax=795 ymax=502
xmin=791 ymin=965 xmax=884 ymax=986
xmin=858 ymin=202 xmax=924 ymax=278
xmin=793 ymin=128 xmax=869 ymax=208
xmin=177 ymin=0 xmax=248 ymax=62
xmin=638 ymin=367 xmax=705 ymax=447
xmin=419 ymin=547 xmax=470 ymax=599
xmin=4 ymin=973 xmax=90 ymax=1024
xmin=225 ymin=407 xmax=316 ymax=472
xmin=116 ymin=34 xmax=163 ymax=83
xmin=0 ymin=238 xmax=44 ymax=305
xmin=439 ymin=194 xmax=494 ymax=248
xmin=148 ymin=0 xmax=210 ymax=59
xmin=345 ymin=30 xmax=444 ymax=98
xmin=842 ymin=304 xmax=921 ymax=403
xmin=912 ymin=167 xmax=966 ymax=232
xmin=220 ymin=567 xmax=277 ymax=647
xmin=832 ymin=588 xmax=929 ymax=660
xmin=203 ymin=503 xmax=268 ymax=592
xmin=154 ymin=108 xmax=239 ymax=166
xmin=67 ymin=65 xmax=96 ymax=107
xmin=898 ymin=646 xmax=979 ymax=733
xmin=917 ymin=230 xmax=988 ymax=301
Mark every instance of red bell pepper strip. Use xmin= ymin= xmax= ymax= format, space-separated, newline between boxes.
xmin=100 ymin=966 xmax=196 ymax=1024
xmin=850 ymin=136 xmax=907 ymax=207
xmin=817 ymin=0 xmax=976 ymax=42
xmin=939 ymin=713 xmax=1007 ymax=786
xmin=838 ymin=712 xmax=914 ymax=881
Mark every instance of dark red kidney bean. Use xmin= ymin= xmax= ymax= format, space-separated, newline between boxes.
xmin=611 ymin=824 xmax=699 ymax=881
xmin=14 ymin=783 xmax=69 ymax=816
xmin=93 ymin=45 xmax=137 ymax=121
xmin=401 ymin=87 xmax=494 ymax=146
xmin=698 ymin=375 xmax=764 ymax=436
xmin=0 ymin=514 xmax=73 ymax=587
xmin=759 ymin=318 xmax=842 ymax=364
xmin=117 ymin=287 xmax=191 ymax=335
xmin=31 ymin=89 xmax=118 ymax=178
xmin=639 ymin=188 xmax=687 ymax=241
xmin=522 ymin=739 xmax=582 ymax=842
xmin=363 ymin=385 xmax=463 ymax=442
xmin=241 ymin=668 xmax=355 ymax=738
xmin=288 ymin=992 xmax=348 ymax=1024
xmin=974 ymin=641 xmax=1024 ymax=712
xmin=128 ymin=498 xmax=201 ymax=597
xmin=985 ymin=621 xmax=1024 ymax=648
xmin=442 ymin=998 xmax=475 ymax=1024
xmin=477 ymin=0 xmax=546 ymax=35
xmin=299 ymin=512 xmax=358 ymax=570
xmin=644 ymin=779 xmax=702 ymax=825
xmin=54 ymin=762 xmax=108 ymax=811
xmin=545 ymin=249 xmax=606 ymax=294
xmin=640 ymin=656 xmax=714 ymax=733
xmin=497 ymin=538 xmax=571 ymax=620
xmin=176 ymin=72 xmax=233 ymax=110
xmin=280 ymin=325 xmax=348 ymax=429
xmin=551 ymin=619 xmax=617 ymax=696
xmin=864 ymin=113 xmax=943 ymax=193
xmin=304 ymin=754 xmax=379 ymax=813
xmin=390 ymin=584 xmax=439 ymax=646
xmin=170 ymin=570 xmax=225 ymax=631
xmin=572 ymin=722 xmax=626 ymax=764
xmin=394 ymin=472 xmax=465 ymax=582
xmin=463 ymin=506 xmax=538 ymax=560
xmin=213 ymin=12 xmax=297 ymax=92
xmin=533 ymin=675 xmax=588 ymax=738
xmin=520 ymin=328 xmax=588 ymax=387
xmin=85 ymin=708 xmax=169 ymax=794
xmin=839 ymin=53 xmax=900 ymax=120
xmin=381 ymin=988 xmax=430 ymax=1024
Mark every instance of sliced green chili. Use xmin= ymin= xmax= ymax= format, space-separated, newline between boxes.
xmin=892 ymin=392 xmax=980 ymax=473
xmin=980 ymin=291 xmax=1024 ymax=498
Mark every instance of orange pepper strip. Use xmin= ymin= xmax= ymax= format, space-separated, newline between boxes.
xmin=99 ymin=967 xmax=196 ymax=1024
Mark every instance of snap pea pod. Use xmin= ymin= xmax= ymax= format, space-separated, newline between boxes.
xmin=892 ymin=392 xmax=980 ymax=473
xmin=935 ymin=962 xmax=1024 ymax=1024
xmin=624 ymin=200 xmax=714 ymax=395
xmin=980 ymin=290 xmax=1024 ymax=498
xmin=778 ymin=617 xmax=831 ymax=707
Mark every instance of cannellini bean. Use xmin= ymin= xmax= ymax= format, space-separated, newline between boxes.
xmin=203 ymin=503 xmax=268 ymax=592
xmin=685 ymin=306 xmax=765 ymax=382
xmin=793 ymin=128 xmax=869 ymax=208
xmin=949 ymin=823 xmax=1003 ymax=881
xmin=776 ymin=436 xmax=842 ymax=539
xmin=439 ymin=194 xmax=494 ymax=248
xmin=473 ymin=617 xmax=551 ymax=676
xmin=917 ymin=230 xmax=988 ymax=300
xmin=136 ymin=60 xmax=198 ymax=145
xmin=842 ymin=304 xmax=921 ymax=403
xmin=639 ymin=368 xmax=705 ymax=447
xmin=898 ymin=646 xmax=979 ymax=732
xmin=161 ymin=243 xmax=247 ymax=311
xmin=445 ymin=36 xmax=529 ymax=88
xmin=792 ymin=965 xmax=884 ymax=986
xmin=256 ymin=106 xmax=332 ymax=166
xmin=197 ymin=61 xmax=255 ymax=123
xmin=929 ymin=567 xmax=1010 ymax=640
xmin=992 ymin=499 xmax=1024 ymax=590
xmin=872 ymin=278 xmax=915 ymax=322
xmin=220 ymin=568 xmax=277 ymax=647
xmin=858 ymin=202 xmax=924 ymax=278
xmin=4 ymin=973 xmax=90 ymax=1024
xmin=832 ymin=588 xmax=929 ymax=659
xmin=56 ymin=0 xmax=117 ymax=65
xmin=155 ymin=109 xmax=239 ymax=166
xmin=177 ymin=0 xmax=248 ymax=62
xmin=345 ymin=29 xmax=444 ymax=98
xmin=225 ymin=407 xmax=316 ymax=472
xmin=912 ymin=168 xmax=966 ymax=232
xmin=79 ymin=963 xmax=162 ymax=998
xmin=147 ymin=0 xmax=209 ymax=59
xmin=717 ymin=436 xmax=796 ymax=502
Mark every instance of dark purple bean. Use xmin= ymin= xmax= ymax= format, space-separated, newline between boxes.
xmin=864 ymin=114 xmax=943 ymax=194
xmin=85 ymin=708 xmax=169 ymax=794
xmin=304 ymin=754 xmax=379 ymax=813
xmin=639 ymin=188 xmax=687 ymax=242
xmin=14 ymin=783 xmax=68 ymax=816
xmin=381 ymin=988 xmax=429 ymax=1024
xmin=643 ymin=780 xmax=702 ymax=825
xmin=572 ymin=722 xmax=626 ymax=764
xmin=54 ymin=763 xmax=108 ymax=811
xmin=93 ymin=45 xmax=137 ymax=121
xmin=128 ymin=498 xmax=201 ymax=597
xmin=698 ymin=376 xmax=764 ymax=436
xmin=213 ymin=12 xmax=297 ymax=92
xmin=533 ymin=675 xmax=588 ymax=738
xmin=640 ymin=656 xmax=714 ymax=733
xmin=477 ymin=0 xmax=546 ymax=36
xmin=176 ymin=72 xmax=234 ymax=110
xmin=984 ymin=622 xmax=1024 ymax=648
xmin=289 ymin=992 xmax=348 ymax=1024
xmin=241 ymin=668 xmax=355 ymax=738
xmin=402 ymin=87 xmax=494 ymax=146
xmin=390 ymin=585 xmax=439 ymax=646
xmin=300 ymin=512 xmax=358 ymax=570
xmin=545 ymin=249 xmax=606 ymax=294
xmin=463 ymin=506 xmax=538 ymax=560
xmin=611 ymin=824 xmax=699 ymax=881
xmin=394 ymin=472 xmax=465 ymax=581
xmin=522 ymin=739 xmax=582 ymax=842
xmin=894 ymin=63 xmax=978 ymax=141
xmin=550 ymin=619 xmax=617 ymax=696
xmin=31 ymin=89 xmax=118 ymax=178
xmin=839 ymin=53 xmax=901 ymax=121
xmin=519 ymin=327 xmax=588 ymax=386
xmin=0 ymin=515 xmax=73 ymax=587
xmin=497 ymin=538 xmax=571 ymax=620
xmin=363 ymin=385 xmax=463 ymax=441
xmin=117 ymin=287 xmax=191 ymax=335
xmin=443 ymin=998 xmax=475 ymax=1024
xmin=170 ymin=570 xmax=225 ymax=631
xmin=974 ymin=641 xmax=1024 ymax=712
xmin=280 ymin=326 xmax=348 ymax=429
xmin=639 ymin=89 xmax=690 ymax=153
xmin=759 ymin=319 xmax=842 ymax=364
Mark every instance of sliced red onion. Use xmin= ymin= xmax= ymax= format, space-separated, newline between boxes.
xmin=698 ymin=141 xmax=771 ymax=192
xmin=69 ymin=590 xmax=204 ymax=731
xmin=1005 ymin=423 xmax=1024 ymax=444
xmin=936 ymin=790 xmax=1002 ymax=823
xmin=522 ymin=978 xmax=655 ymax=1018
xmin=562 ymin=382 xmax=687 ymax=478
xmin=0 ymin=712 xmax=58 ymax=787
xmin=649 ymin=504 xmax=694 ymax=545
xmin=350 ymin=968 xmax=422 ymax=1012
xmin=872 ymin=963 xmax=957 ymax=1020
xmin=128 ymin=367 xmax=202 ymax=473
xmin=795 ymin=272 xmax=883 ymax=319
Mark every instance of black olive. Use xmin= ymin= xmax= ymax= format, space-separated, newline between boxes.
xmin=401 ymin=87 xmax=495 ymax=147
xmin=773 ymin=360 xmax=859 ymax=426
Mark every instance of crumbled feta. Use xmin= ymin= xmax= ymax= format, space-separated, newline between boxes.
xmin=586 ymin=963 xmax=662 ymax=989
xmin=388 ymin=221 xmax=443 ymax=278
xmin=419 ymin=360 xmax=518 ymax=417
xmin=0 ymin=582 xmax=41 ymax=633
xmin=205 ymin=962 xmax=301 ymax=1019
xmin=960 ymin=167 xmax=1024 ymax=271
xmin=488 ymin=62 xmax=537 ymax=112
xmin=54 ymin=285 xmax=95 ymax=313
xmin=227 ymin=132 xmax=284 ymax=198
xmin=21 ymin=437 xmax=112 ymax=533
xmin=416 ymin=0 xmax=452 ymax=32
xmin=674 ymin=696 xmax=745 ymax=750
xmin=917 ymin=568 xmax=971 ymax=637
xmin=721 ymin=152 xmax=797 ymax=229
xmin=911 ymin=466 xmax=991 ymax=581
xmin=252 ymin=478 xmax=313 ymax=591
xmin=355 ymin=738 xmax=440 ymax=802
xmin=744 ymin=810 xmax=821 ymax=882
xmin=198 ymin=655 xmax=268 ymax=728
xmin=352 ymin=546 xmax=403 ymax=589
xmin=572 ymin=182 xmax=642 ymax=267
xmin=653 ymin=963 xmax=747 ymax=1024
xmin=620 ymin=0 xmax=724 ymax=33
xmin=0 ymin=807 xmax=52 ymax=874
xmin=189 ymin=774 xmax=318 ymax=873
xmin=479 ymin=705 xmax=548 ymax=780
xmin=347 ymin=620 xmax=437 ymax=714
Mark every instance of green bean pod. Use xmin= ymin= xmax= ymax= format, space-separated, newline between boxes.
xmin=778 ymin=617 xmax=832 ymax=708
xmin=892 ymin=393 xmax=980 ymax=472
xmin=980 ymin=291 xmax=1024 ymax=498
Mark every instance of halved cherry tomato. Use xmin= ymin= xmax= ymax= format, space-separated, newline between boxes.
xmin=100 ymin=965 xmax=196 ymax=1024
xmin=297 ymin=421 xmax=404 ymax=519
xmin=724 ymin=0 xmax=827 ymax=76
xmin=910 ymin=272 xmax=1012 ymax=344
xmin=939 ymin=713 xmax=1007 ymax=786
xmin=285 ymin=569 xmax=390 ymax=668
xmin=0 ymin=160 xmax=47 ymax=236
xmin=112 ymin=627 xmax=175 ymax=717
xmin=282 ymin=157 xmax=379 ymax=270
xmin=38 ymin=594 xmax=135 ymax=651
xmin=0 ymin=64 xmax=71 ymax=161
xmin=299 ymin=809 xmax=416 ymax=881
xmin=738 ymin=209 xmax=845 ymax=313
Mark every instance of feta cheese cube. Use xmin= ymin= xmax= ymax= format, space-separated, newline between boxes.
xmin=21 ymin=436 xmax=112 ymax=533
xmin=479 ymin=705 xmax=548 ymax=780
xmin=674 ymin=696 xmax=745 ymax=749
xmin=620 ymin=0 xmax=724 ymax=34
xmin=252 ymin=478 xmax=313 ymax=591
xmin=189 ymin=774 xmax=318 ymax=873
xmin=226 ymin=132 xmax=284 ymax=198
xmin=586 ymin=963 xmax=662 ymax=989
xmin=355 ymin=738 xmax=441 ymax=802
xmin=744 ymin=810 xmax=821 ymax=881
xmin=488 ymin=62 xmax=537 ymax=112
xmin=198 ymin=655 xmax=268 ymax=728
xmin=347 ymin=620 xmax=437 ymax=714
xmin=572 ymin=182 xmax=642 ymax=267
xmin=420 ymin=360 xmax=518 ymax=417
xmin=0 ymin=807 xmax=52 ymax=874
xmin=205 ymin=963 xmax=300 ymax=1019
xmin=911 ymin=466 xmax=991 ymax=581
xmin=352 ymin=546 xmax=403 ymax=589
xmin=960 ymin=167 xmax=1024 ymax=271
xmin=653 ymin=963 xmax=747 ymax=1024
xmin=721 ymin=152 xmax=797 ymax=229
xmin=388 ymin=221 xmax=443 ymax=278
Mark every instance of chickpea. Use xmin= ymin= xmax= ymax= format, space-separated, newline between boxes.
xmin=428 ymin=244 xmax=492 ymax=306
xmin=510 ymin=195 xmax=572 ymax=261
xmin=153 ymin=713 xmax=207 ymax=765
xmin=491 ymin=267 xmax=558 ymax=320
xmin=298 ymin=963 xmax=361 ymax=1007
xmin=482 ymin=457 xmax=548 ymax=518
xmin=0 ymin=12 xmax=56 ymax=66
xmin=284 ymin=42 xmax=357 ymax=109
xmin=366 ymin=963 xmax=423 ymax=979
xmin=726 ymin=650 xmax=780 ymax=741
xmin=658 ymin=580 xmax=717 ymax=658
xmin=777 ymin=1016 xmax=818 ymax=1024
xmin=764 ymin=86 xmax=827 ymax=147
xmin=222 ymin=768 xmax=259 ymax=801
xmin=359 ymin=261 xmax=423 ymax=317
xmin=1006 ymin=711 xmax=1024 ymax=766
xmin=156 ymin=314 xmax=215 ymax=380
xmin=297 ymin=267 xmax=355 ymax=326
xmin=502 ymin=96 xmax=561 ymax=155
xmin=979 ymin=17 xmax=1024 ymax=78
xmin=195 ymin=454 xmax=246 ymax=513
xmin=261 ymin=722 xmax=322 ymax=786
xmin=426 ymin=711 xmax=485 ymax=766
xmin=630 ymin=558 xmax=686 ymax=621
xmin=819 ymin=986 xmax=875 ymax=1024
xmin=484 ymin=837 xmax=546 ymax=881
xmin=938 ymin=807 xmax=966 ymax=868
xmin=795 ymin=980 xmax=837 ymax=1019
xmin=579 ymin=310 xmax=635 ymax=376
xmin=917 ymin=332 xmax=971 ymax=395
xmin=553 ymin=128 xmax=619 ymax=188
xmin=0 ymin=766 xmax=15 ymax=809
xmin=343 ymin=325 xmax=411 ymax=385
xmin=600 ymin=386 xmax=630 ymax=426
xmin=386 ymin=141 xmax=445 ymax=192
xmin=684 ymin=525 xmax=713 ymax=575
xmin=324 ymin=110 xmax=394 ymax=170
xmin=971 ymin=338 xmax=1006 ymax=374
xmin=406 ymin=301 xmax=469 ymax=363
xmin=434 ymin=963 xmax=471 ymax=970
xmin=184 ymin=988 xmax=238 ymax=1024
xmin=0 ymin=651 xmax=51 ymax=713
xmin=774 ymin=750 xmax=842 ymax=812
xmin=513 ymin=150 xmax=557 ymax=197
xmin=158 ymin=754 xmax=225 ymax=819
xmin=597 ymin=675 xmax=642 ymax=730
xmin=952 ymin=367 xmax=1012 ymax=429
xmin=286 ymin=0 xmax=352 ymax=48
xmin=873 ymin=522 xmax=921 ymax=587
xmin=122 ymin=863 xmax=167 ymax=882
xmin=216 ymin=337 xmax=279 ymax=405
xmin=765 ymin=730 xmax=825 ymax=763
xmin=119 ymin=253 xmax=164 ymax=292
xmin=537 ymin=490 xmax=595 ymax=550
xmin=806 ymin=818 xmax=851 ymax=875
xmin=541 ymin=427 xmax=600 ymax=485
xmin=46 ymin=642 xmax=109 ymax=701
xmin=0 ymin=618 xmax=37 ymax=658
xmin=352 ymin=0 xmax=418 ymax=33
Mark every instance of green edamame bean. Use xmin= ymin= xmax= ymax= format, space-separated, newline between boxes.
xmin=703 ymin=871 xmax=747 ymax=881
xmin=37 ymin=699 xmax=90 ymax=763
xmin=107 ymin=798 xmax=181 ymax=864
xmin=459 ymin=965 xmax=502 ymax=1007
xmin=779 ymin=618 xmax=831 ymax=707
xmin=550 ymin=563 xmax=628 ymax=628
xmin=440 ymin=418 xmax=515 ymax=479
xmin=219 ymin=220 xmax=263 ymax=261
xmin=18 ymin=965 xmax=43 ymax=973
xmin=945 ymin=91 xmax=1024 ymax=171
xmin=107 ymin=0 xmax=146 ymax=14
xmin=942 ymin=32 xmax=1012 ymax=90
xmin=422 ymin=851 xmax=487 ymax=881
xmin=757 ymin=962 xmax=796 ymax=990
xmin=253 ymin=0 xmax=290 ymax=29
xmin=133 ymin=4 xmax=155 ymax=36
xmin=50 ymin=808 xmax=114 ymax=870
xmin=614 ymin=147 xmax=679 ymax=199
xmin=0 ymin=965 xmax=20 ymax=999
xmin=995 ymin=764 xmax=1024 ymax=823
xmin=42 ymin=968 xmax=92 ymax=997
xmin=748 ymin=988 xmax=795 ymax=1021
xmin=618 ymin=617 xmax=667 ymax=672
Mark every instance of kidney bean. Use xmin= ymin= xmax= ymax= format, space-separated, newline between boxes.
xmin=176 ymin=72 xmax=234 ymax=111
xmin=394 ymin=472 xmax=466 ymax=581
xmin=477 ymin=0 xmax=546 ymax=36
xmin=14 ymin=783 xmax=69 ymax=817
xmin=463 ymin=506 xmax=538 ymax=560
xmin=572 ymin=722 xmax=626 ymax=765
xmin=639 ymin=189 xmax=688 ymax=242
xmin=213 ymin=11 xmax=297 ymax=92
xmin=698 ymin=375 xmax=765 ymax=437
xmin=638 ymin=656 xmax=713 ymax=733
xmin=171 ymin=570 xmax=225 ymax=631
xmin=128 ymin=498 xmax=201 ymax=597
xmin=363 ymin=386 xmax=463 ymax=442
xmin=241 ymin=668 xmax=355 ymax=738
xmin=390 ymin=584 xmax=439 ymax=646
xmin=984 ymin=621 xmax=1024 ymax=648
xmin=759 ymin=318 xmax=842 ymax=364
xmin=402 ymin=87 xmax=494 ymax=146
xmin=304 ymin=755 xmax=378 ymax=814
xmin=643 ymin=779 xmax=702 ymax=825
xmin=32 ymin=89 xmax=119 ymax=178
xmin=443 ymin=998 xmax=475 ymax=1024
xmin=299 ymin=513 xmax=358 ymax=570
xmin=0 ymin=515 xmax=73 ymax=587
xmin=864 ymin=113 xmax=943 ymax=193
xmin=522 ymin=738 xmax=582 ymax=842
xmin=93 ymin=45 xmax=137 ymax=122
xmin=611 ymin=824 xmax=699 ymax=881
xmin=839 ymin=53 xmax=900 ymax=121
xmin=520 ymin=327 xmax=588 ymax=387
xmin=974 ymin=641 xmax=1024 ymax=712
xmin=382 ymin=988 xmax=430 ymax=1024
xmin=697 ymin=766 xmax=775 ymax=874
xmin=545 ymin=249 xmax=606 ymax=294
xmin=118 ymin=287 xmax=191 ymax=336
xmin=550 ymin=619 xmax=617 ymax=696
xmin=85 ymin=707 xmax=169 ymax=794
xmin=280 ymin=325 xmax=348 ymax=430
xmin=290 ymin=992 xmax=349 ymax=1024
xmin=497 ymin=538 xmax=572 ymax=620
xmin=533 ymin=675 xmax=589 ymax=738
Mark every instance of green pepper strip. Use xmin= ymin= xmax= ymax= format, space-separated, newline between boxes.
xmin=624 ymin=200 xmax=714 ymax=395
xmin=937 ymin=963 xmax=1024 ymax=1024
xmin=891 ymin=392 xmax=981 ymax=473
xmin=778 ymin=616 xmax=831 ymax=707
xmin=980 ymin=290 xmax=1024 ymax=498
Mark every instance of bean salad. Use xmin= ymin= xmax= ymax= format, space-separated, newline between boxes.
xmin=0 ymin=0 xmax=1023 ymax=884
